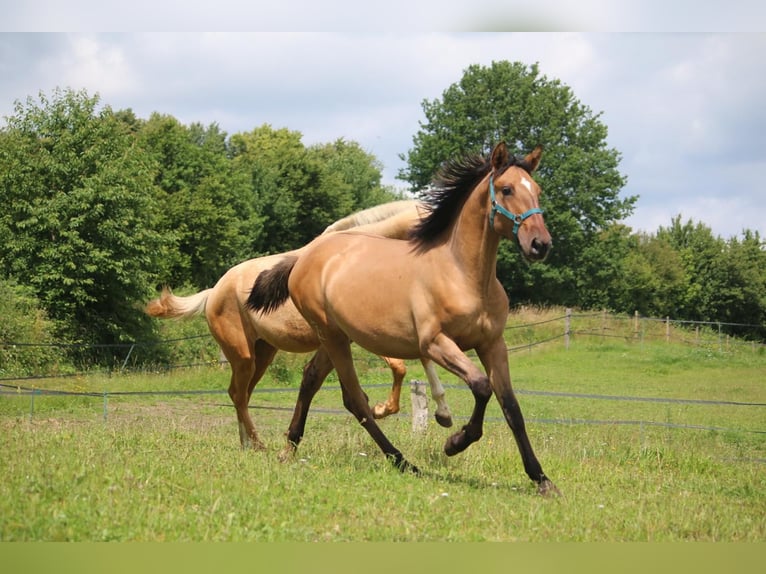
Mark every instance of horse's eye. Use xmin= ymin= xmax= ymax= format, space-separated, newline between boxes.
xmin=502 ymin=186 xmax=513 ymax=196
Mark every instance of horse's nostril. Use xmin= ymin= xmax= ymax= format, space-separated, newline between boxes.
xmin=532 ymin=238 xmax=550 ymax=259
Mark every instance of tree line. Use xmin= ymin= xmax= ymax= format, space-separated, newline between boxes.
xmin=1 ymin=63 xmax=764 ymax=371
xmin=0 ymin=87 xmax=401 ymax=367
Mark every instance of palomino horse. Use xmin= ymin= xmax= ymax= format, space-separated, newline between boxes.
xmin=145 ymin=200 xmax=453 ymax=451
xmin=248 ymin=142 xmax=558 ymax=495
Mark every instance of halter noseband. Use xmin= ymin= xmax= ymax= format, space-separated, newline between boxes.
xmin=488 ymin=173 xmax=544 ymax=236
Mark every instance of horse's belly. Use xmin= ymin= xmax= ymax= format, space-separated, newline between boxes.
xmin=342 ymin=321 xmax=421 ymax=360
xmin=329 ymin=297 xmax=421 ymax=359
xmin=255 ymin=302 xmax=319 ymax=353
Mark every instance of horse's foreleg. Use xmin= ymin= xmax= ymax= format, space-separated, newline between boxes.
xmin=325 ymin=339 xmax=418 ymax=474
xmin=423 ymin=334 xmax=491 ymax=455
xmin=279 ymin=348 xmax=334 ymax=462
xmin=372 ymin=356 xmax=405 ymax=419
xmin=478 ymin=341 xmax=559 ymax=497
xmin=422 ymin=358 xmax=453 ymax=427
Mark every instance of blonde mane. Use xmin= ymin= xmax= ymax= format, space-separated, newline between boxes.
xmin=322 ymin=200 xmax=420 ymax=234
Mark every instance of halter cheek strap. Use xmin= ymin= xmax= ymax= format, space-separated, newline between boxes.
xmin=488 ymin=173 xmax=544 ymax=236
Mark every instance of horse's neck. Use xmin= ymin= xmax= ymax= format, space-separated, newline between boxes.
xmin=448 ymin=180 xmax=500 ymax=294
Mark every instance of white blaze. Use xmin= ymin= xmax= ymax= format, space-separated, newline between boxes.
xmin=520 ymin=176 xmax=532 ymax=194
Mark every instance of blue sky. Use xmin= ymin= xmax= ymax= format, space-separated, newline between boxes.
xmin=1 ymin=6 xmax=764 ymax=239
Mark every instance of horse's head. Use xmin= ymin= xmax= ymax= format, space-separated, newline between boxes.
xmin=487 ymin=142 xmax=552 ymax=262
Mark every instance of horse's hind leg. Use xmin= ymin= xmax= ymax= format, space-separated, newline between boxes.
xmin=372 ymin=356 xmax=405 ymax=419
xmin=225 ymin=339 xmax=277 ymax=450
xmin=226 ymin=357 xmax=264 ymax=450
xmin=372 ymin=357 xmax=453 ymax=428
xmin=324 ymin=338 xmax=418 ymax=474
xmin=422 ymin=358 xmax=453 ymax=428
xmin=278 ymin=348 xmax=335 ymax=462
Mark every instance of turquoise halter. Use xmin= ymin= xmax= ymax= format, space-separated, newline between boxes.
xmin=488 ymin=173 xmax=544 ymax=236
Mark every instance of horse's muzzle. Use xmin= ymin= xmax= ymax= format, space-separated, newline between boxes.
xmin=528 ymin=236 xmax=552 ymax=261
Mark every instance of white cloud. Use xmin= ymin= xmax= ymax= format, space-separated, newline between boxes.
xmin=41 ymin=35 xmax=137 ymax=96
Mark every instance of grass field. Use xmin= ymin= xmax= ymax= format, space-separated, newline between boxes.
xmin=1 ymin=325 xmax=764 ymax=541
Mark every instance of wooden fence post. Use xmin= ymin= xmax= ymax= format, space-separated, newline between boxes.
xmin=410 ymin=380 xmax=428 ymax=432
xmin=634 ymin=310 xmax=639 ymax=339
xmin=565 ymin=308 xmax=571 ymax=350
xmin=665 ymin=317 xmax=670 ymax=343
xmin=718 ymin=322 xmax=723 ymax=352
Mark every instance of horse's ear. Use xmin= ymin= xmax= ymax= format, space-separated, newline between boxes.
xmin=524 ymin=145 xmax=543 ymax=172
xmin=491 ymin=141 xmax=509 ymax=171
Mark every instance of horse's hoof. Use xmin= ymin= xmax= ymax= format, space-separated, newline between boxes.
xmin=277 ymin=445 xmax=296 ymax=463
xmin=538 ymin=478 xmax=561 ymax=497
xmin=444 ymin=433 xmax=463 ymax=456
xmin=444 ymin=428 xmax=474 ymax=456
xmin=435 ymin=412 xmax=453 ymax=428
xmin=372 ymin=402 xmax=390 ymax=420
xmin=400 ymin=460 xmax=421 ymax=475
xmin=388 ymin=454 xmax=420 ymax=475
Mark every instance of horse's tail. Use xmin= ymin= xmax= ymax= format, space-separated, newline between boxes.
xmin=246 ymin=255 xmax=298 ymax=314
xmin=145 ymin=287 xmax=211 ymax=319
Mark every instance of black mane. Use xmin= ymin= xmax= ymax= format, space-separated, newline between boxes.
xmin=409 ymin=150 xmax=532 ymax=251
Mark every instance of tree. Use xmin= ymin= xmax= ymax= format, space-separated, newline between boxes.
xmin=726 ymin=231 xmax=766 ymax=338
xmin=0 ymin=88 xmax=168 ymax=356
xmin=308 ymin=138 xmax=398 ymax=210
xmin=230 ymin=125 xmax=319 ymax=254
xmin=614 ymin=232 xmax=686 ymax=318
xmin=230 ymin=126 xmax=395 ymax=255
xmin=399 ymin=61 xmax=635 ymax=306
xmin=657 ymin=218 xmax=766 ymax=337
xmin=656 ymin=217 xmax=723 ymax=322
xmin=137 ymin=114 xmax=258 ymax=288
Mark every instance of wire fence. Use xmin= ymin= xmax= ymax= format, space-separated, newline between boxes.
xmin=2 ymin=309 xmax=764 ymax=381
xmin=2 ymin=308 xmax=764 ymax=384
xmin=1 ymin=309 xmax=764 ymax=446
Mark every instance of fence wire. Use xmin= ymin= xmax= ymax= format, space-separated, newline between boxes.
xmin=2 ymin=310 xmax=764 ymax=442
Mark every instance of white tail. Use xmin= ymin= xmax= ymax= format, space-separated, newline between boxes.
xmin=145 ymin=287 xmax=211 ymax=319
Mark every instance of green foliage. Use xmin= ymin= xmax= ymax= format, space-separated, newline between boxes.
xmin=0 ymin=89 xmax=400 ymax=366
xmin=137 ymin=114 xmax=259 ymax=288
xmin=231 ymin=126 xmax=397 ymax=255
xmin=0 ymin=276 xmax=68 ymax=376
xmin=308 ymin=138 xmax=398 ymax=210
xmin=655 ymin=217 xmax=766 ymax=338
xmin=398 ymin=62 xmax=764 ymax=337
xmin=614 ymin=232 xmax=686 ymax=318
xmin=0 ymin=89 xmax=169 ymax=355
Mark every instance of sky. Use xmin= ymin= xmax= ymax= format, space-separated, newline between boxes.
xmin=1 ymin=5 xmax=765 ymax=240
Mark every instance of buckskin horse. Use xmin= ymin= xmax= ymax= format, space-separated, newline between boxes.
xmin=247 ymin=142 xmax=558 ymax=495
xmin=145 ymin=200 xmax=453 ymax=451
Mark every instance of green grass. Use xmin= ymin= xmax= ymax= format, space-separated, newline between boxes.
xmin=1 ymin=335 xmax=764 ymax=541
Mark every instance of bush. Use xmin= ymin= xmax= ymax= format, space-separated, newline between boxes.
xmin=0 ymin=277 xmax=70 ymax=377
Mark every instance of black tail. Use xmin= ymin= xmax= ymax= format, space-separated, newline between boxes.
xmin=246 ymin=255 xmax=299 ymax=314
